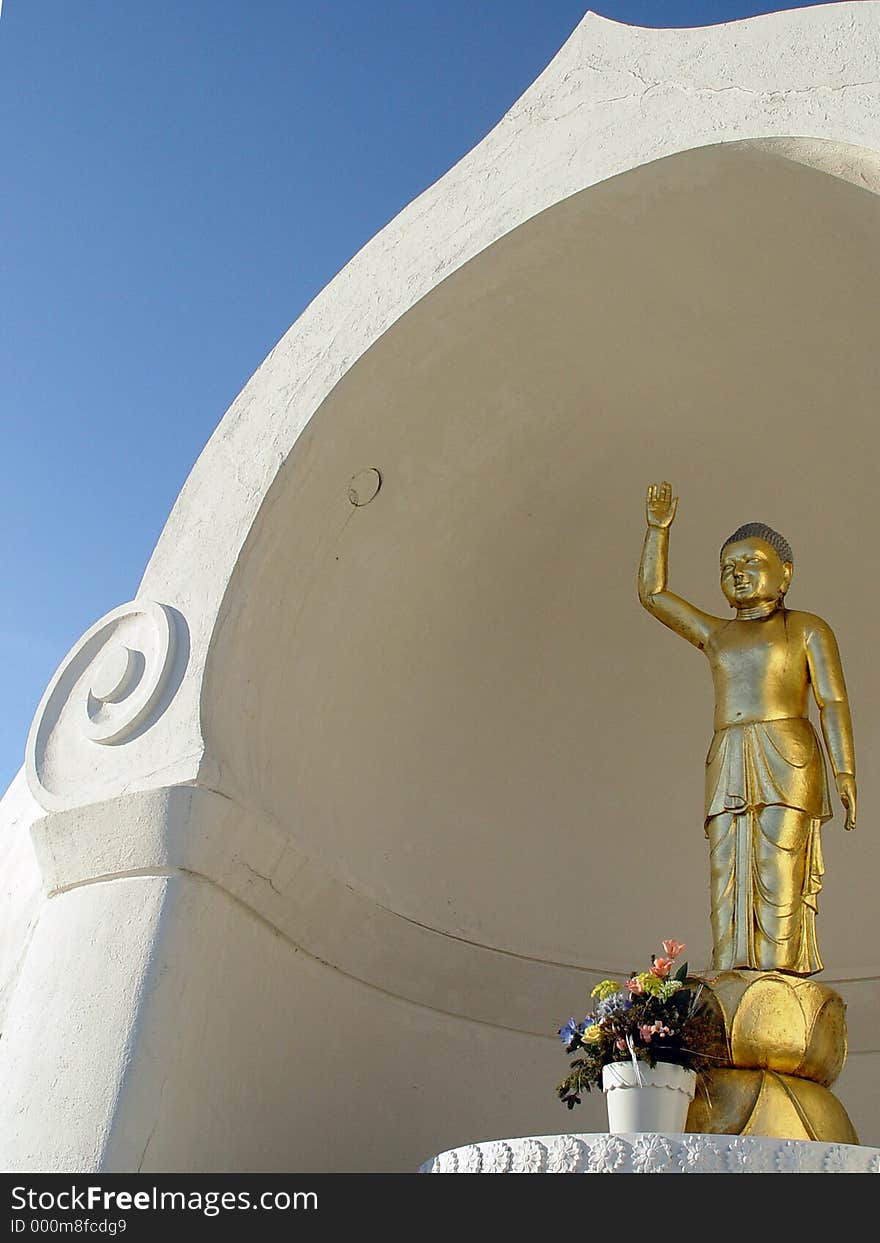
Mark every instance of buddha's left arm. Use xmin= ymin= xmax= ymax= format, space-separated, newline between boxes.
xmin=806 ymin=618 xmax=857 ymax=826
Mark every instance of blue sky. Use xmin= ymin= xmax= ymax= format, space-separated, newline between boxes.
xmin=0 ymin=1 xmax=845 ymax=794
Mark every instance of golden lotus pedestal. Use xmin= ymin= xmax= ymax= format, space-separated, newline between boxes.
xmin=686 ymin=971 xmax=858 ymax=1144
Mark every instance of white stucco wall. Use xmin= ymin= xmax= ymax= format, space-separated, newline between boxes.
xmin=0 ymin=773 xmax=44 ymax=1035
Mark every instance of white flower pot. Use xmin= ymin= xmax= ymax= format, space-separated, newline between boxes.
xmin=601 ymin=1061 xmax=696 ymax=1134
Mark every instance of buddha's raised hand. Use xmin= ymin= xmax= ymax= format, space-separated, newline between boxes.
xmin=646 ymin=481 xmax=678 ymax=529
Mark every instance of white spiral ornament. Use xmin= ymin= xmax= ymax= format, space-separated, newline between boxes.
xmin=26 ymin=600 xmax=182 ymax=811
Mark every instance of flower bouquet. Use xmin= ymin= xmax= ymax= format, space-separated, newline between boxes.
xmin=556 ymin=940 xmax=716 ymax=1111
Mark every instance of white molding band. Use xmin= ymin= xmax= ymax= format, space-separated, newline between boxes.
xmin=421 ymin=1133 xmax=880 ymax=1174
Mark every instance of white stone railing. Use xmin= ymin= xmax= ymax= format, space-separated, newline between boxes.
xmin=421 ymin=1133 xmax=880 ymax=1174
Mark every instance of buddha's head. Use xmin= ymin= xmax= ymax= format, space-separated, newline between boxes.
xmin=720 ymin=523 xmax=793 ymax=611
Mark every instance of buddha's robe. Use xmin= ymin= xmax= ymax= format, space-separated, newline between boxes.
xmin=703 ymin=610 xmax=839 ymax=975
xmin=704 ymin=718 xmax=831 ymax=973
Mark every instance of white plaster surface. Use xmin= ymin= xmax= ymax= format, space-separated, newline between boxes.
xmin=0 ymin=877 xmax=166 ymax=1172
xmin=1 ymin=3 xmax=879 ymax=1171
xmin=0 ymin=772 xmax=44 ymax=1034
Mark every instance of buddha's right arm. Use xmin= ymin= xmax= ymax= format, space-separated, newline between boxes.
xmin=638 ymin=527 xmax=719 ymax=650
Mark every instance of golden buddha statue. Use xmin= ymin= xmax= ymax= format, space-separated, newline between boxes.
xmin=638 ymin=482 xmax=856 ymax=976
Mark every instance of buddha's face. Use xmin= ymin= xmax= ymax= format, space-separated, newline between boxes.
xmin=720 ymin=537 xmax=792 ymax=610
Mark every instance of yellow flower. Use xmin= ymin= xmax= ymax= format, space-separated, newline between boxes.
xmin=590 ymin=979 xmax=621 ymax=1001
xmin=637 ymin=972 xmax=664 ymax=997
xmin=583 ymin=1025 xmax=603 ymax=1043
xmin=658 ymin=979 xmax=683 ymax=1001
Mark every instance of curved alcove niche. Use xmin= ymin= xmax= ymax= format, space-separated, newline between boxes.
xmin=200 ymin=139 xmax=880 ymax=1019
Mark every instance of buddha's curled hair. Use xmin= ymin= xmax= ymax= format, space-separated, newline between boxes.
xmin=721 ymin=523 xmax=793 ymax=566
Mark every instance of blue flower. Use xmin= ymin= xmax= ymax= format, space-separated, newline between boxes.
xmin=558 ymin=1017 xmax=583 ymax=1049
xmin=596 ymin=992 xmax=633 ymax=1019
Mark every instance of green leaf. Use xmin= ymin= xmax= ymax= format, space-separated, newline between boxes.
xmin=675 ymin=961 xmax=689 ymax=982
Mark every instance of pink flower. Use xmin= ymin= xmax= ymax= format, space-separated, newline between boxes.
xmin=640 ymin=1021 xmax=673 ymax=1042
xmin=662 ymin=940 xmax=686 ymax=960
xmin=615 ymin=1037 xmax=627 ymax=1051
xmin=651 ymin=956 xmax=674 ymax=979
xmin=626 ymin=975 xmax=645 ymax=995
